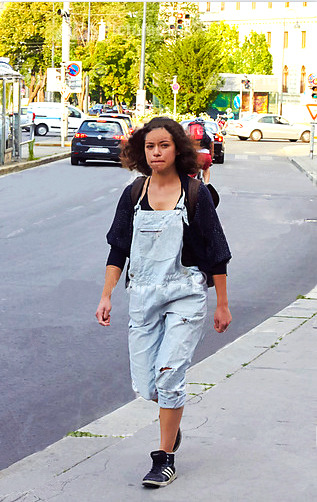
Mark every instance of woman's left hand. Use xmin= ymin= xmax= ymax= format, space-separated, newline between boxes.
xmin=214 ymin=305 xmax=232 ymax=333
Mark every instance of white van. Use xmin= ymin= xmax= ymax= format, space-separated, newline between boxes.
xmin=27 ymin=102 xmax=87 ymax=136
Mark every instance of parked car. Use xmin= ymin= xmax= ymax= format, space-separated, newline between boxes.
xmin=88 ymin=104 xmax=107 ymax=116
xmin=226 ymin=113 xmax=310 ymax=142
xmin=20 ymin=107 xmax=34 ymax=131
xmin=180 ymin=119 xmax=225 ymax=164
xmin=99 ymin=112 xmax=134 ymax=133
xmin=27 ymin=102 xmax=87 ymax=136
xmin=71 ymin=117 xmax=130 ymax=165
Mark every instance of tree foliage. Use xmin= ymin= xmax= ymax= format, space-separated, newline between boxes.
xmin=151 ymin=30 xmax=222 ymax=115
xmin=230 ymin=31 xmax=273 ymax=75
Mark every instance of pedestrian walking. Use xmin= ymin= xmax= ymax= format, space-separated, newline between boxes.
xmin=96 ymin=116 xmax=232 ymax=488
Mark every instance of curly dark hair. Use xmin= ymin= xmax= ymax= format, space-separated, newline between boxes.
xmin=120 ymin=116 xmax=198 ymax=176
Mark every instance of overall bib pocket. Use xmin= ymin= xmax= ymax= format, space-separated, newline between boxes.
xmin=138 ymin=225 xmax=180 ymax=262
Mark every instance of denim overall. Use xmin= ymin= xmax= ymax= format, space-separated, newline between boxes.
xmin=128 ymin=187 xmax=208 ymax=409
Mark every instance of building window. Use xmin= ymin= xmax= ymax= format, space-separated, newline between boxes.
xmin=285 ymin=2 xmax=289 ymax=7
xmin=252 ymin=2 xmax=256 ymax=9
xmin=302 ymin=31 xmax=306 ymax=48
xmin=284 ymin=31 xmax=288 ymax=49
xmin=267 ymin=32 xmax=271 ymax=47
xmin=300 ymin=66 xmax=306 ymax=93
xmin=268 ymin=2 xmax=272 ymax=7
xmin=221 ymin=2 xmax=225 ymax=10
xmin=282 ymin=65 xmax=288 ymax=93
xmin=236 ymin=2 xmax=240 ymax=9
xmin=206 ymin=2 xmax=211 ymax=12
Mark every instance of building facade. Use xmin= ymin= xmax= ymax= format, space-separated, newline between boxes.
xmin=198 ymin=1 xmax=317 ymax=122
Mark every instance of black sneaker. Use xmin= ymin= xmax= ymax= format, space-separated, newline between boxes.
xmin=173 ymin=428 xmax=182 ymax=452
xmin=142 ymin=450 xmax=176 ymax=488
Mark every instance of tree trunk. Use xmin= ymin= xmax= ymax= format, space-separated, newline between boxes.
xmin=28 ymin=71 xmax=47 ymax=103
xmin=76 ymin=75 xmax=86 ymax=111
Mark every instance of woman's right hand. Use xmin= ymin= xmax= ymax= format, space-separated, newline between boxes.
xmin=95 ymin=296 xmax=112 ymax=326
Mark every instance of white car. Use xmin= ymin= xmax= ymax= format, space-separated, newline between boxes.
xmin=226 ymin=114 xmax=310 ymax=142
xmin=27 ymin=102 xmax=87 ymax=136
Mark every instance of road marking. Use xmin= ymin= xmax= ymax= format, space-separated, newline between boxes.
xmin=92 ymin=196 xmax=105 ymax=202
xmin=33 ymin=220 xmax=44 ymax=225
xmin=6 ymin=228 xmax=25 ymax=238
xmin=46 ymin=215 xmax=57 ymax=220
xmin=260 ymin=156 xmax=273 ymax=161
xmin=235 ymin=154 xmax=248 ymax=160
xmin=109 ymin=188 xmax=118 ymax=193
xmin=67 ymin=206 xmax=84 ymax=212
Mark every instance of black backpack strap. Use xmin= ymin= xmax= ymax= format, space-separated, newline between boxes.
xmin=130 ymin=175 xmax=147 ymax=206
xmin=187 ymin=177 xmax=201 ymax=223
xmin=187 ymin=176 xmax=220 ymax=222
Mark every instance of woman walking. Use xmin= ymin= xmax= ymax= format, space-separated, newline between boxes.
xmin=96 ymin=117 xmax=232 ymax=488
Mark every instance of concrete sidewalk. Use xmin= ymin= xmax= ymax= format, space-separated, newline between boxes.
xmin=0 ymin=137 xmax=71 ymax=176
xmin=0 ymin=287 xmax=316 ymax=501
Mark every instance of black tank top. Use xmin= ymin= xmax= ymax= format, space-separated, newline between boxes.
xmin=140 ymin=178 xmax=183 ymax=211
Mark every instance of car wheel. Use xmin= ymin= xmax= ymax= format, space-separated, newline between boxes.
xmin=79 ymin=159 xmax=86 ymax=164
xmin=71 ymin=156 xmax=79 ymax=165
xmin=35 ymin=123 xmax=48 ymax=136
xmin=250 ymin=130 xmax=262 ymax=141
xmin=238 ymin=136 xmax=248 ymax=141
xmin=289 ymin=139 xmax=297 ymax=142
xmin=300 ymin=131 xmax=310 ymax=143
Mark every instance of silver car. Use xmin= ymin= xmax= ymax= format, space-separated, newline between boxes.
xmin=227 ymin=114 xmax=310 ymax=142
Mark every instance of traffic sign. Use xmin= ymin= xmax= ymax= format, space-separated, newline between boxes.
xmin=65 ymin=61 xmax=82 ymax=93
xmin=306 ymin=104 xmax=317 ymax=120
xmin=67 ymin=62 xmax=80 ymax=77
xmin=308 ymin=74 xmax=317 ymax=87
xmin=172 ymin=82 xmax=180 ymax=93
xmin=233 ymin=95 xmax=241 ymax=109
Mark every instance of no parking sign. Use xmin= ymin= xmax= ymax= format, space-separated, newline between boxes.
xmin=65 ymin=61 xmax=82 ymax=92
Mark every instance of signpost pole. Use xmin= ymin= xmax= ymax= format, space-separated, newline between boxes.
xmin=309 ymin=122 xmax=315 ymax=159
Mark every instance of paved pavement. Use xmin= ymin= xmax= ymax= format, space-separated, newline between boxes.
xmin=0 ymin=153 xmax=316 ymax=501
xmin=0 ymin=288 xmax=316 ymax=501
xmin=0 ymin=137 xmax=71 ymax=176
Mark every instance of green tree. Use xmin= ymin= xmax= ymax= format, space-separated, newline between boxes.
xmin=0 ymin=2 xmax=61 ymax=101
xmin=150 ymin=30 xmax=222 ymax=115
xmin=207 ymin=22 xmax=240 ymax=73
xmin=78 ymin=35 xmax=139 ymax=106
xmin=231 ymin=31 xmax=273 ymax=75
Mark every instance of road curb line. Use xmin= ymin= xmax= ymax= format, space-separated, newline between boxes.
xmin=289 ymin=157 xmax=317 ymax=185
xmin=1 ymin=287 xmax=316 ymax=481
xmin=0 ymin=152 xmax=71 ymax=176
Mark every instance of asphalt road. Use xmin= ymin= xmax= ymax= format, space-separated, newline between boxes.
xmin=0 ymin=149 xmax=316 ymax=470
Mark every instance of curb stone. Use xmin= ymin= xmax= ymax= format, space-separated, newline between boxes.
xmin=0 ymin=152 xmax=70 ymax=176
xmin=289 ymin=157 xmax=317 ymax=185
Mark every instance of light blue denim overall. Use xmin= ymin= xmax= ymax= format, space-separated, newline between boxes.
xmin=128 ymin=188 xmax=208 ymax=409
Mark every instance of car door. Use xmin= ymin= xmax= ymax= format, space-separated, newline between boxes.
xmin=68 ymin=106 xmax=84 ymax=131
xmin=271 ymin=116 xmax=297 ymax=140
xmin=257 ymin=116 xmax=275 ymax=138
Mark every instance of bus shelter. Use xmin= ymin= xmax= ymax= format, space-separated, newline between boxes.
xmin=0 ymin=58 xmax=23 ymax=165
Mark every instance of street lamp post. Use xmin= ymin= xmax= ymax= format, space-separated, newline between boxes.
xmin=136 ymin=1 xmax=147 ymax=116
xmin=84 ymin=2 xmax=91 ymax=114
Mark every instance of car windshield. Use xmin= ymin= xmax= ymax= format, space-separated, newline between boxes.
xmin=80 ymin=121 xmax=122 ymax=135
xmin=205 ymin=122 xmax=219 ymax=134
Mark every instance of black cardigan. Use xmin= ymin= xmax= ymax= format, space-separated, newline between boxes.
xmin=106 ymin=174 xmax=231 ymax=287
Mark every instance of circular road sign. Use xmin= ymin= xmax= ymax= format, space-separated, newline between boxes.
xmin=67 ymin=63 xmax=80 ymax=77
xmin=172 ymin=83 xmax=180 ymax=92
xmin=233 ymin=95 xmax=241 ymax=109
